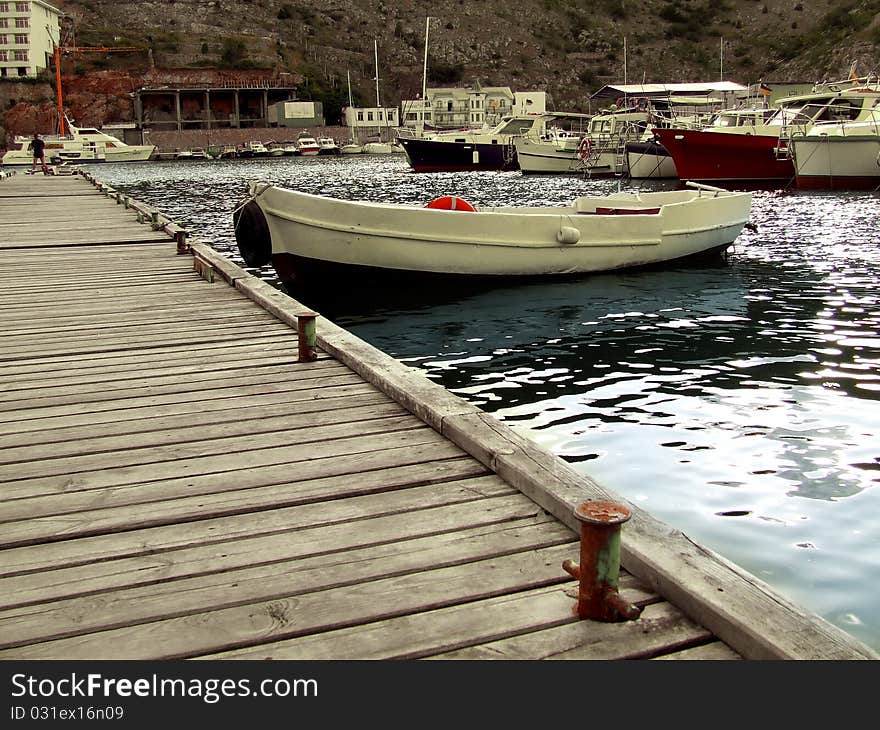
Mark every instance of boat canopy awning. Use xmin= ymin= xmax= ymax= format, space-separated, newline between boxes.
xmin=590 ymin=82 xmax=749 ymax=99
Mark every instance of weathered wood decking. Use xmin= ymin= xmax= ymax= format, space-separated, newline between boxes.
xmin=0 ymin=171 xmax=875 ymax=660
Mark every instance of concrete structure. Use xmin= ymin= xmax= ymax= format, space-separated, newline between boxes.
xmin=268 ymin=100 xmax=325 ymax=128
xmin=134 ymin=84 xmax=299 ymax=131
xmin=401 ymin=85 xmax=546 ymax=130
xmin=0 ymin=0 xmax=61 ymax=78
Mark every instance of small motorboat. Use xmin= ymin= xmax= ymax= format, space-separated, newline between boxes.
xmin=266 ymin=142 xmax=288 ymax=157
xmin=233 ymin=182 xmax=753 ymax=288
xmin=318 ymin=137 xmax=341 ymax=155
xmin=296 ymin=133 xmax=321 ymax=156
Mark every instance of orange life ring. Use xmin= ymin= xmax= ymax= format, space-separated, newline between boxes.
xmin=577 ymin=137 xmax=592 ymax=159
xmin=424 ymin=195 xmax=476 ymax=211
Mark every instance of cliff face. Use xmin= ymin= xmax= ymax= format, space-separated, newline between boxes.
xmin=2 ymin=0 xmax=879 ymax=144
xmin=52 ymin=0 xmax=879 ymax=94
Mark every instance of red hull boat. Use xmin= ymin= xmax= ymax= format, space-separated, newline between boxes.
xmin=653 ymin=79 xmax=880 ymax=188
xmin=653 ymin=127 xmax=793 ymax=187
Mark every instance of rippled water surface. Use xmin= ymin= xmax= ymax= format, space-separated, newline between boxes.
xmin=88 ymin=156 xmax=880 ymax=652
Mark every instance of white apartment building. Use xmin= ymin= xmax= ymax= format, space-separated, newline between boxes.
xmin=342 ymin=105 xmax=400 ymax=138
xmin=401 ymin=86 xmax=547 ymax=130
xmin=0 ymin=0 xmax=61 ymax=78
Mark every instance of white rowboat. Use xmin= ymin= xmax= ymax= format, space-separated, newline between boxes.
xmin=234 ymin=182 xmax=752 ymax=286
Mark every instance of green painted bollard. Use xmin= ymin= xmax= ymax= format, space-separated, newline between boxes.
xmin=562 ymin=501 xmax=643 ymax=622
xmin=297 ymin=312 xmax=319 ymax=363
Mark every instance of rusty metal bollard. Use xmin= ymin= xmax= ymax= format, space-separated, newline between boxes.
xmin=296 ymin=311 xmax=319 ymax=362
xmin=562 ymin=500 xmax=643 ymax=622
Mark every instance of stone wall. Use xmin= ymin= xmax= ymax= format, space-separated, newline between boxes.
xmin=146 ymin=125 xmax=353 ymax=153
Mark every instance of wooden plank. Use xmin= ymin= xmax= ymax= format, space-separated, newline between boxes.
xmin=0 ymin=349 xmax=325 ymax=391
xmin=0 ymin=398 xmax=407 ymax=465
xmin=0 ymin=473 xmax=509 ymax=576
xmin=0 ymin=382 xmax=379 ymax=436
xmin=0 ymin=321 xmax=295 ymax=363
xmin=0 ymin=314 xmax=291 ymax=352
xmin=0 ymin=543 xmax=578 ymax=659
xmin=0 ymin=427 xmax=448 ymax=504
xmin=0 ymin=359 xmax=349 ymax=407
xmin=0 ymin=234 xmax=173 ymax=248
xmin=207 ymin=580 xmax=655 ymax=660
xmin=0 ymin=493 xmax=552 ymax=617
xmin=0 ymin=371 xmax=364 ymax=423
xmin=0 ymin=440 xmax=474 ymax=524
xmin=0 ymin=309 xmax=292 ymax=341
xmin=431 ymin=601 xmax=709 ymax=660
xmin=0 ymin=387 xmax=384 ymax=454
xmin=0 ymin=338 xmax=296 ymax=378
xmin=0 ymin=412 xmax=425 ymax=487
xmin=652 ymin=642 xmax=742 ymax=660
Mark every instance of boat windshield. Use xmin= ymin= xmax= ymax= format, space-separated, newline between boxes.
xmin=768 ymin=96 xmax=864 ymax=126
xmin=494 ymin=117 xmax=541 ymax=135
xmin=711 ymin=111 xmax=769 ymax=127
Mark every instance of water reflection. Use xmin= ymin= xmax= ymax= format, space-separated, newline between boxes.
xmin=85 ymin=158 xmax=880 ymax=651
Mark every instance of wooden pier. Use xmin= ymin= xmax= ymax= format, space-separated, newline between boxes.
xmin=0 ymin=171 xmax=875 ymax=660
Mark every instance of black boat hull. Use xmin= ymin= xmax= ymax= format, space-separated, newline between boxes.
xmin=398 ymin=137 xmax=518 ymax=172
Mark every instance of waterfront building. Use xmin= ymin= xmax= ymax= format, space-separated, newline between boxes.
xmin=401 ymin=85 xmax=547 ymax=130
xmin=342 ymin=105 xmax=400 ymax=139
xmin=0 ymin=0 xmax=61 ymax=78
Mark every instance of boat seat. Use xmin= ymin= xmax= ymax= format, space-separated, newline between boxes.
xmin=580 ymin=207 xmax=661 ymax=215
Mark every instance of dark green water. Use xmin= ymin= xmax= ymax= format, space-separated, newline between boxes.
xmin=85 ymin=155 xmax=880 ymax=652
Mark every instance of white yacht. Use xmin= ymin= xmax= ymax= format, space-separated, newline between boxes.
xmin=1 ymin=116 xmax=155 ymax=166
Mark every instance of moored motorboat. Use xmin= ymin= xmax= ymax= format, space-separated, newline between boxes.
xmin=296 ymin=133 xmax=321 ymax=156
xmin=238 ymin=140 xmax=269 ymax=157
xmin=515 ymin=110 xmax=645 ymax=176
xmin=1 ymin=115 xmax=155 ymax=165
xmin=233 ymin=181 xmax=753 ymax=288
xmin=790 ymin=104 xmax=880 ymax=190
xmin=653 ymin=80 xmax=880 ymax=187
xmin=362 ymin=141 xmax=394 ymax=154
xmin=318 ymin=137 xmax=341 ymax=155
xmin=624 ymin=138 xmax=678 ymax=179
xmin=397 ymin=114 xmax=550 ymax=172
xmin=266 ymin=142 xmax=288 ymax=157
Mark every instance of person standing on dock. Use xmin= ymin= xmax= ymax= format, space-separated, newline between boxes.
xmin=28 ymin=133 xmax=49 ymax=175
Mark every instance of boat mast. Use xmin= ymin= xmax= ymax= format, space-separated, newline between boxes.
xmin=346 ymin=69 xmax=357 ymax=143
xmin=373 ymin=40 xmax=383 ymax=141
xmin=373 ymin=40 xmax=381 ymax=108
xmin=422 ymin=17 xmax=430 ymax=104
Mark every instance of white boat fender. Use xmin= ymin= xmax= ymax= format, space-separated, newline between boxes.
xmin=233 ymin=198 xmax=272 ymax=267
xmin=557 ymin=225 xmax=580 ymax=244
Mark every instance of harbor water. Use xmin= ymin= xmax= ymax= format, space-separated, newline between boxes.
xmin=73 ymin=155 xmax=880 ymax=652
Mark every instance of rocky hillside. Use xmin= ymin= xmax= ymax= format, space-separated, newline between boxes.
xmin=2 ymin=0 xmax=878 ymax=143
xmin=53 ymin=0 xmax=880 ymax=99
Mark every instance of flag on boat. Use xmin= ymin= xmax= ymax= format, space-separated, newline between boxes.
xmin=759 ymin=82 xmax=772 ymax=96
